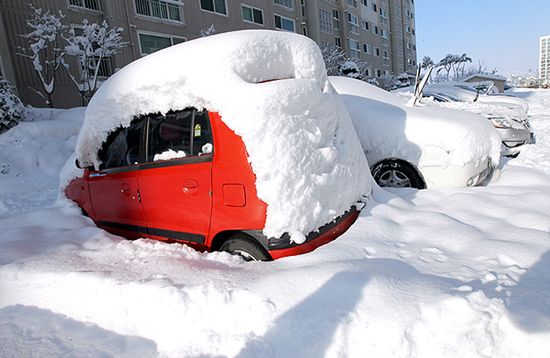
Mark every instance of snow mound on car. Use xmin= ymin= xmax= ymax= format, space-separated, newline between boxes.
xmin=74 ymin=30 xmax=370 ymax=241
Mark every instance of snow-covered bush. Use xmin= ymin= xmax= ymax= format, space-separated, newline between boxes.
xmin=18 ymin=6 xmax=67 ymax=107
xmin=0 ymin=77 xmax=26 ymax=134
xmin=64 ymin=19 xmax=126 ymax=105
xmin=340 ymin=60 xmax=362 ymax=79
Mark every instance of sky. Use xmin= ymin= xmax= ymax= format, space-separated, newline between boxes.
xmin=415 ymin=0 xmax=550 ymax=75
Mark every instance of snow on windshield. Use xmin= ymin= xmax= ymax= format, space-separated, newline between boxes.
xmin=73 ymin=30 xmax=370 ymax=241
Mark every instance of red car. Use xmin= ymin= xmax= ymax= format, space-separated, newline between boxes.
xmin=66 ymin=108 xmax=360 ymax=261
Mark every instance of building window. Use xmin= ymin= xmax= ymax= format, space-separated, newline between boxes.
xmin=372 ymin=3 xmax=377 ymax=12
xmin=376 ymin=69 xmax=381 ymax=77
xmin=373 ymin=25 xmax=379 ymax=35
xmin=379 ymin=7 xmax=387 ymax=18
xmin=139 ymin=33 xmax=185 ymax=55
xmin=347 ymin=0 xmax=358 ymax=7
xmin=362 ymin=43 xmax=370 ymax=54
xmin=274 ymin=0 xmax=294 ymax=9
xmin=362 ymin=0 xmax=368 ymax=6
xmin=301 ymin=0 xmax=306 ymax=17
xmin=69 ymin=0 xmax=101 ymax=11
xmin=274 ymin=14 xmax=295 ymax=32
xmin=333 ymin=9 xmax=340 ymax=30
xmin=319 ymin=9 xmax=333 ymax=34
xmin=335 ymin=37 xmax=341 ymax=47
xmin=242 ymin=5 xmax=264 ymax=24
xmin=365 ymin=67 xmax=370 ymax=77
xmin=135 ymin=0 xmax=183 ymax=22
xmin=200 ymin=0 xmax=227 ymax=15
xmin=383 ymin=50 xmax=389 ymax=58
xmin=347 ymin=12 xmax=359 ymax=33
xmin=362 ymin=20 xmax=369 ymax=30
xmin=375 ymin=47 xmax=380 ymax=56
xmin=349 ymin=38 xmax=360 ymax=58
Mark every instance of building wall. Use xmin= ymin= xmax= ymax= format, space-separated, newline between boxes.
xmin=540 ymin=35 xmax=550 ymax=80
xmin=0 ymin=0 xmax=417 ymax=108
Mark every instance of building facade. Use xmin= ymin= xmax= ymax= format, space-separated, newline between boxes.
xmin=0 ymin=0 xmax=417 ymax=107
xmin=540 ymin=35 xmax=550 ymax=80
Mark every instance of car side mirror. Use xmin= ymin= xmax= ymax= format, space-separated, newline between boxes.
xmin=75 ymin=158 xmax=91 ymax=170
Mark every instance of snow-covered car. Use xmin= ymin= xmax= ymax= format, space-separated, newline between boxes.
xmin=421 ymin=83 xmax=534 ymax=157
xmin=64 ymin=30 xmax=370 ymax=261
xmin=330 ymin=76 xmax=502 ymax=189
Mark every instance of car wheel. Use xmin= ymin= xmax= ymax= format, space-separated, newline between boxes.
xmin=371 ymin=159 xmax=426 ymax=189
xmin=220 ymin=234 xmax=272 ymax=261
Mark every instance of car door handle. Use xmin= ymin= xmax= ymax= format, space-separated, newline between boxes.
xmin=182 ymin=179 xmax=199 ymax=196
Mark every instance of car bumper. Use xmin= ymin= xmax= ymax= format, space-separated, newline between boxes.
xmin=248 ymin=207 xmax=361 ymax=260
xmin=421 ymin=157 xmax=495 ymax=189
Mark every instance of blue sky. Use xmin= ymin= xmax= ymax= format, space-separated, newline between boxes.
xmin=415 ymin=0 xmax=550 ymax=75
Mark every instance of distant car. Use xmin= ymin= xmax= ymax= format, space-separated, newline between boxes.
xmin=330 ymin=76 xmax=502 ymax=189
xmin=421 ymin=83 xmax=534 ymax=157
xmin=65 ymin=31 xmax=368 ymax=261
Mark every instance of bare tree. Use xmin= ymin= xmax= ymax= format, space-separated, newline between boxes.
xmin=17 ymin=6 xmax=67 ymax=107
xmin=64 ymin=19 xmax=127 ymax=105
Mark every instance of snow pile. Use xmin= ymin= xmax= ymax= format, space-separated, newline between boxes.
xmin=330 ymin=77 xmax=502 ymax=168
xmin=74 ymin=30 xmax=370 ymax=240
xmin=153 ymin=149 xmax=186 ymax=162
xmin=2 ymin=91 xmax=550 ymax=356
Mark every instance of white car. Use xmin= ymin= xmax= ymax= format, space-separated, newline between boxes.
xmin=330 ymin=76 xmax=502 ymax=189
xmin=420 ymin=83 xmax=534 ymax=157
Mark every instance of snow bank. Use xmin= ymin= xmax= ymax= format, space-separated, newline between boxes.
xmin=330 ymin=77 xmax=502 ymax=168
xmin=75 ymin=30 xmax=370 ymax=239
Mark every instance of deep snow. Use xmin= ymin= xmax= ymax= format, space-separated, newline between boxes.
xmin=0 ymin=90 xmax=550 ymax=357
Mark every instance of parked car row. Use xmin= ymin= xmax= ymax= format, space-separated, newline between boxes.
xmin=64 ymin=30 xmax=532 ymax=261
xmin=413 ymin=82 xmax=534 ymax=158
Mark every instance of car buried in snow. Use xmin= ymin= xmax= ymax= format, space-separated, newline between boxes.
xmin=64 ymin=30 xmax=370 ymax=261
xmin=330 ymin=76 xmax=502 ymax=190
xmin=419 ymin=83 xmax=534 ymax=157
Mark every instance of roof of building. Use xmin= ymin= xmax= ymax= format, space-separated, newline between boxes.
xmin=464 ymin=73 xmax=507 ymax=82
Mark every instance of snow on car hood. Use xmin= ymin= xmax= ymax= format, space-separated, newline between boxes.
xmin=74 ymin=30 xmax=370 ymax=241
xmin=330 ymin=77 xmax=502 ymax=168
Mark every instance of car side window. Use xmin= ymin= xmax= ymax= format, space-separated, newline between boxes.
xmin=98 ymin=117 xmax=146 ymax=170
xmin=147 ymin=109 xmax=213 ymax=162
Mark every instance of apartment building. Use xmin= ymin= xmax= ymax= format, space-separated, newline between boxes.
xmin=540 ymin=35 xmax=550 ymax=80
xmin=0 ymin=0 xmax=416 ymax=107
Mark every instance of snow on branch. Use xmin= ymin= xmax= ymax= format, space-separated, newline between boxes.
xmin=17 ymin=5 xmax=67 ymax=107
xmin=64 ymin=19 xmax=127 ymax=105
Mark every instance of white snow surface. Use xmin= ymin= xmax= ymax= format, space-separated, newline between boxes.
xmin=153 ymin=149 xmax=186 ymax=162
xmin=74 ymin=30 xmax=369 ymax=240
xmin=2 ymin=92 xmax=550 ymax=357
xmin=330 ymin=76 xmax=502 ymax=168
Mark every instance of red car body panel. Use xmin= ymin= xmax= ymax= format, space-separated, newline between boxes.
xmin=65 ymin=111 xmax=360 ymax=260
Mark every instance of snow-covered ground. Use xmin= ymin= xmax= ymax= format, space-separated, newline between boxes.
xmin=0 ymin=90 xmax=550 ymax=357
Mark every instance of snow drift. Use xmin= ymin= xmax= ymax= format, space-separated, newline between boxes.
xmin=73 ymin=30 xmax=370 ymax=240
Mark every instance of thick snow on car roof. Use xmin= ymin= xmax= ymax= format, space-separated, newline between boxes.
xmin=75 ymin=30 xmax=370 ymax=242
xmin=330 ymin=76 xmax=502 ymax=168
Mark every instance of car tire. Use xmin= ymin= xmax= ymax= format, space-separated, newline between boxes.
xmin=371 ymin=159 xmax=426 ymax=189
xmin=220 ymin=234 xmax=272 ymax=261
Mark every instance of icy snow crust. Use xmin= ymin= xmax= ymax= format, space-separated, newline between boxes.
xmin=330 ymin=77 xmax=502 ymax=168
xmin=75 ymin=30 xmax=370 ymax=240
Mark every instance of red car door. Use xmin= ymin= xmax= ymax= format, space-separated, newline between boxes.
xmin=136 ymin=109 xmax=213 ymax=249
xmin=87 ymin=118 xmax=149 ymax=239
